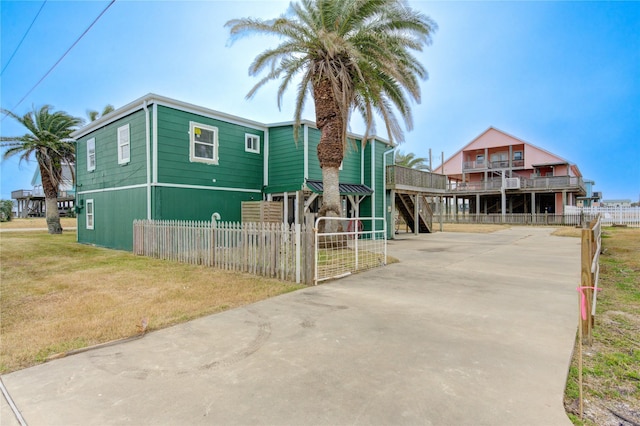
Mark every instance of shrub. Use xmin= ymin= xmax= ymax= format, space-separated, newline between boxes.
xmin=0 ymin=200 xmax=14 ymax=222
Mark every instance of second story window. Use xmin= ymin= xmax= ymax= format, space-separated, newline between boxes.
xmin=245 ymin=134 xmax=260 ymax=153
xmin=117 ymin=124 xmax=130 ymax=165
xmin=476 ymin=154 xmax=485 ymax=165
xmin=87 ymin=138 xmax=96 ymax=171
xmin=190 ymin=122 xmax=218 ymax=164
xmin=513 ymin=151 xmax=523 ymax=161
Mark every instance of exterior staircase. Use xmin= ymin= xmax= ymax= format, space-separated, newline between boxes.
xmin=396 ymin=193 xmax=433 ymax=233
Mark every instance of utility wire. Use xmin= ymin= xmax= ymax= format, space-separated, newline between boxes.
xmin=1 ymin=0 xmax=48 ymax=76
xmin=2 ymin=0 xmax=116 ymax=118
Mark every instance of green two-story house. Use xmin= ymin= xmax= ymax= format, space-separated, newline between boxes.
xmin=72 ymin=94 xmax=394 ymax=250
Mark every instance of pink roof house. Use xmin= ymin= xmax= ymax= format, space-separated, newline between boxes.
xmin=434 ymin=127 xmax=586 ymax=215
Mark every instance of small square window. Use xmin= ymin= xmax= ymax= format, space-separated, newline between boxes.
xmin=190 ymin=122 xmax=218 ymax=164
xmin=86 ymin=199 xmax=94 ymax=230
xmin=245 ymin=134 xmax=260 ymax=153
xmin=513 ymin=151 xmax=523 ymax=161
xmin=117 ymin=124 xmax=130 ymax=165
xmin=87 ymin=138 xmax=96 ymax=171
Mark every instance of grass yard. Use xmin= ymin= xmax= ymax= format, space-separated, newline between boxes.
xmin=563 ymin=227 xmax=640 ymax=425
xmin=0 ymin=230 xmax=303 ymax=373
xmin=0 ymin=217 xmax=78 ymax=229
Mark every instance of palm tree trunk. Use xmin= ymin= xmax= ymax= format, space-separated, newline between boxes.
xmin=39 ymin=163 xmax=63 ymax=234
xmin=314 ymin=78 xmax=344 ymax=233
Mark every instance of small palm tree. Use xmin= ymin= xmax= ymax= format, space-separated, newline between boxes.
xmin=1 ymin=105 xmax=81 ymax=234
xmin=86 ymin=104 xmax=114 ymax=122
xmin=227 ymin=0 xmax=436 ymax=228
xmin=395 ymin=150 xmax=430 ymax=171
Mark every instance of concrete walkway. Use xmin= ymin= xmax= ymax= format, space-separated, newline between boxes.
xmin=1 ymin=227 xmax=579 ymax=425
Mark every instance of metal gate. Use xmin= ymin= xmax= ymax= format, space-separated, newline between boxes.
xmin=314 ymin=217 xmax=387 ymax=284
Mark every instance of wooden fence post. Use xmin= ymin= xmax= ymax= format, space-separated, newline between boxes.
xmin=580 ymin=228 xmax=594 ymax=345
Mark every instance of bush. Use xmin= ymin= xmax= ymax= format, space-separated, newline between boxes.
xmin=0 ymin=200 xmax=14 ymax=222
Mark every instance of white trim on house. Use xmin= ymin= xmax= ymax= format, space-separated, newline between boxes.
xmin=303 ymin=124 xmax=309 ymax=180
xmin=86 ymin=199 xmax=94 ymax=230
xmin=189 ymin=121 xmax=219 ymax=165
xmin=87 ymin=138 xmax=96 ymax=171
xmin=245 ymin=133 xmax=260 ymax=154
xmin=78 ymin=182 xmax=261 ymax=195
xmin=78 ymin=184 xmax=148 ymax=195
xmin=153 ymin=103 xmax=158 ymax=184
xmin=143 ymin=100 xmax=152 ymax=220
xmin=263 ymin=129 xmax=269 ymax=187
xmin=153 ymin=183 xmax=262 ymax=194
xmin=117 ymin=124 xmax=130 ymax=165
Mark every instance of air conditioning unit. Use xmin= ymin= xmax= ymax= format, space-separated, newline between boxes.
xmin=504 ymin=178 xmax=520 ymax=189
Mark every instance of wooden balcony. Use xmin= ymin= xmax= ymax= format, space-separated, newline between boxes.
xmin=462 ymin=159 xmax=525 ymax=171
xmin=448 ymin=176 xmax=586 ymax=194
xmin=386 ymin=166 xmax=447 ymax=193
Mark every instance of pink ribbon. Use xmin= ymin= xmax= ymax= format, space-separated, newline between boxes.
xmin=577 ymin=286 xmax=602 ymax=320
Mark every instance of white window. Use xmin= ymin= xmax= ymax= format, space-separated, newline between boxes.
xmin=86 ymin=199 xmax=94 ymax=230
xmin=117 ymin=124 xmax=130 ymax=165
xmin=87 ymin=138 xmax=96 ymax=171
xmin=190 ymin=122 xmax=218 ymax=164
xmin=245 ymin=134 xmax=260 ymax=153
xmin=513 ymin=151 xmax=523 ymax=161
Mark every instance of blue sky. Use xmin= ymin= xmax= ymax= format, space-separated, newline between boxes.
xmin=1 ymin=0 xmax=639 ymax=202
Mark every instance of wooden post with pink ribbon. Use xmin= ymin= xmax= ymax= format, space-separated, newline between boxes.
xmin=577 ymin=215 xmax=602 ymax=419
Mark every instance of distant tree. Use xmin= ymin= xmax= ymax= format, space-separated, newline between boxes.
xmin=395 ymin=150 xmax=430 ymax=171
xmin=86 ymin=104 xmax=114 ymax=122
xmin=227 ymin=0 xmax=436 ymax=231
xmin=1 ymin=105 xmax=81 ymax=234
xmin=0 ymin=200 xmax=13 ymax=222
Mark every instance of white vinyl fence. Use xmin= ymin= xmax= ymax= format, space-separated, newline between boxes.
xmin=133 ymin=220 xmax=314 ymax=284
xmin=566 ymin=206 xmax=640 ymax=227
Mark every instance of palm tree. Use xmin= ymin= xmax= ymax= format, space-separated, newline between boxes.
xmin=227 ymin=0 xmax=436 ymax=228
xmin=395 ymin=150 xmax=430 ymax=171
xmin=87 ymin=104 xmax=114 ymax=122
xmin=1 ymin=105 xmax=81 ymax=234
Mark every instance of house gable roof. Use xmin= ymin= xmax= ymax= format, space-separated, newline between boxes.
xmin=434 ymin=126 xmax=582 ymax=177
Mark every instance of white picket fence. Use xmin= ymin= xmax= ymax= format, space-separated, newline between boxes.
xmin=566 ymin=206 xmax=640 ymax=227
xmin=133 ymin=220 xmax=314 ymax=284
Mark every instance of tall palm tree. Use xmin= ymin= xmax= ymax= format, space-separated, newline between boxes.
xmin=227 ymin=0 xmax=436 ymax=228
xmin=87 ymin=104 xmax=114 ymax=122
xmin=395 ymin=150 xmax=430 ymax=171
xmin=1 ymin=105 xmax=81 ymax=234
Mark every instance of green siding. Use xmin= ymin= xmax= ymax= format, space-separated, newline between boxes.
xmin=75 ymin=110 xmax=148 ymax=193
xmin=339 ymin=139 xmax=363 ymax=184
xmin=266 ymin=126 xmax=304 ymax=193
xmin=306 ymin=127 xmax=322 ymax=181
xmin=154 ymin=186 xmax=255 ymax=222
xmin=156 ymin=106 xmax=264 ymax=190
xmin=77 ymin=187 xmax=146 ymax=251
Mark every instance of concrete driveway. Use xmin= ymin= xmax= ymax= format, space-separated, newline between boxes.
xmin=1 ymin=227 xmax=579 ymax=425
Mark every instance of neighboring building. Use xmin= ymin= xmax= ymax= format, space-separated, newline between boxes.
xmin=12 ymin=163 xmax=75 ymax=218
xmin=577 ymin=180 xmax=601 ymax=207
xmin=434 ymin=127 xmax=587 ymax=215
xmin=601 ymin=199 xmax=632 ymax=208
xmin=71 ymin=93 xmax=393 ymax=251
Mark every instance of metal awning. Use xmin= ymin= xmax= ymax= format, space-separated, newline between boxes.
xmin=305 ymin=179 xmax=373 ymax=196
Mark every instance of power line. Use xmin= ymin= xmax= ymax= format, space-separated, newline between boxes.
xmin=2 ymin=0 xmax=116 ymax=118
xmin=1 ymin=0 xmax=48 ymax=76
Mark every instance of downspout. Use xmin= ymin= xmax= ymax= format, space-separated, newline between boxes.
xmin=371 ymin=139 xmax=376 ymax=219
xmin=263 ymin=128 xmax=269 ymax=200
xmin=143 ymin=100 xmax=151 ymax=220
xmin=303 ymin=124 xmax=309 ymax=180
xmin=383 ymin=148 xmax=395 ymax=237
